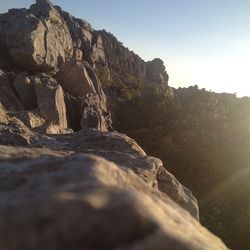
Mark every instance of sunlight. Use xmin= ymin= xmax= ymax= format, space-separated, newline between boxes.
xmin=199 ymin=165 xmax=250 ymax=208
xmin=168 ymin=43 xmax=250 ymax=97
xmin=189 ymin=55 xmax=250 ymax=97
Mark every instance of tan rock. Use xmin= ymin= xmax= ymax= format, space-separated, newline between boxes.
xmin=157 ymin=166 xmax=199 ymax=219
xmin=0 ymin=103 xmax=8 ymax=124
xmin=8 ymin=110 xmax=45 ymax=129
xmin=32 ymin=74 xmax=67 ymax=129
xmin=55 ymin=59 xmax=96 ymax=97
xmin=80 ymin=94 xmax=110 ymax=131
xmin=13 ymin=73 xmax=36 ymax=110
xmin=33 ymin=128 xmax=198 ymax=219
xmin=146 ymin=58 xmax=169 ymax=84
xmin=0 ymin=117 xmax=39 ymax=146
xmin=0 ymin=148 xmax=228 ymax=250
xmin=0 ymin=70 xmax=24 ymax=111
xmin=1 ymin=2 xmax=73 ymax=72
xmin=55 ymin=60 xmax=111 ymax=131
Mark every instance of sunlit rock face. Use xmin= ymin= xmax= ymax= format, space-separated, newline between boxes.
xmin=0 ymin=129 xmax=228 ymax=250
xmin=0 ymin=2 xmax=73 ymax=72
xmin=0 ymin=1 xmax=229 ymax=249
xmin=0 ymin=0 xmax=111 ymax=132
xmin=97 ymin=30 xmax=169 ymax=86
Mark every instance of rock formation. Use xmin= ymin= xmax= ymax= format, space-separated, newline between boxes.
xmin=0 ymin=1 xmax=229 ymax=249
xmin=97 ymin=30 xmax=169 ymax=86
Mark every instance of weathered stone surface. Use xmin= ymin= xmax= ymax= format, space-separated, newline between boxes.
xmin=0 ymin=145 xmax=228 ymax=250
xmin=55 ymin=6 xmax=97 ymax=65
xmin=32 ymin=128 xmax=198 ymax=219
xmin=95 ymin=62 xmax=111 ymax=85
xmin=56 ymin=60 xmax=111 ymax=131
xmin=32 ymin=74 xmax=67 ymax=129
xmin=0 ymin=117 xmax=41 ymax=146
xmin=146 ymin=58 xmax=169 ymax=84
xmin=0 ymin=103 xmax=8 ymax=124
xmin=97 ymin=30 xmax=169 ymax=86
xmin=80 ymin=94 xmax=111 ymax=132
xmin=55 ymin=60 xmax=96 ymax=97
xmin=40 ymin=124 xmax=73 ymax=135
xmin=0 ymin=70 xmax=24 ymax=111
xmin=157 ymin=166 xmax=199 ymax=219
xmin=13 ymin=73 xmax=36 ymax=110
xmin=8 ymin=110 xmax=45 ymax=129
xmin=92 ymin=34 xmax=106 ymax=64
xmin=0 ymin=1 xmax=73 ymax=72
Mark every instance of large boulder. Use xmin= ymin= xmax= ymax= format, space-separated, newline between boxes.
xmin=32 ymin=128 xmax=198 ymax=219
xmin=32 ymin=74 xmax=67 ymax=130
xmin=0 ymin=1 xmax=73 ymax=72
xmin=56 ymin=60 xmax=112 ymax=131
xmin=0 ymin=144 xmax=228 ymax=250
xmin=55 ymin=60 xmax=97 ymax=97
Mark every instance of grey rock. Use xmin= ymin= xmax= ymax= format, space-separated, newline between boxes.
xmin=0 ymin=2 xmax=229 ymax=249
xmin=7 ymin=110 xmax=45 ymax=129
xmin=0 ymin=145 xmax=228 ymax=250
xmin=0 ymin=2 xmax=73 ymax=72
xmin=97 ymin=30 xmax=169 ymax=86
xmin=32 ymin=74 xmax=67 ymax=130
xmin=146 ymin=58 xmax=169 ymax=84
xmin=56 ymin=60 xmax=112 ymax=131
xmin=0 ymin=70 xmax=24 ymax=111
xmin=0 ymin=117 xmax=40 ymax=146
xmin=13 ymin=73 xmax=36 ymax=110
xmin=80 ymin=93 xmax=110 ymax=132
xmin=55 ymin=59 xmax=97 ymax=97
xmin=32 ymin=128 xmax=198 ymax=219
xmin=157 ymin=166 xmax=199 ymax=219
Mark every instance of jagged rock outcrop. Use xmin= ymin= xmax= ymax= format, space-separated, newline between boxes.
xmin=0 ymin=0 xmax=111 ymax=132
xmin=0 ymin=109 xmax=44 ymax=146
xmin=97 ymin=30 xmax=169 ymax=86
xmin=0 ymin=1 xmax=229 ymax=249
xmin=0 ymin=0 xmax=73 ymax=72
xmin=146 ymin=58 xmax=169 ymax=84
xmin=0 ymin=0 xmax=171 ymax=131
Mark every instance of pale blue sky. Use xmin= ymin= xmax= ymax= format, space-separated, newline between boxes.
xmin=1 ymin=0 xmax=250 ymax=96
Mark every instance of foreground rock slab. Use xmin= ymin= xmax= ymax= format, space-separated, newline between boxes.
xmin=0 ymin=127 xmax=228 ymax=250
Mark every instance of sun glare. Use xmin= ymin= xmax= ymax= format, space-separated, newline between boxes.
xmin=168 ymin=44 xmax=250 ymax=97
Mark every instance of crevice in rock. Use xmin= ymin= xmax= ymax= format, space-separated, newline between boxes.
xmin=42 ymin=23 xmax=48 ymax=64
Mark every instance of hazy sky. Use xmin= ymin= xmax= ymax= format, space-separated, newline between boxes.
xmin=1 ymin=0 xmax=250 ymax=96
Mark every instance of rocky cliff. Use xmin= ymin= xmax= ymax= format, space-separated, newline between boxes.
xmin=0 ymin=1 xmax=229 ymax=249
